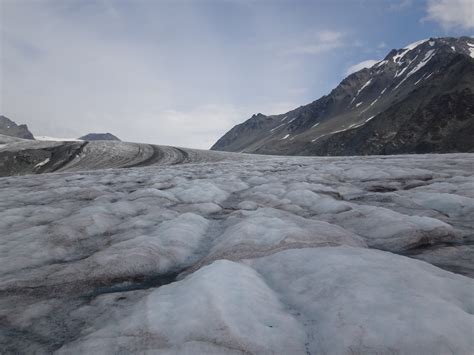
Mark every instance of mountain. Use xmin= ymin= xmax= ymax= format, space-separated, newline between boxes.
xmin=79 ymin=132 xmax=121 ymax=141
xmin=212 ymin=36 xmax=474 ymax=155
xmin=0 ymin=115 xmax=35 ymax=140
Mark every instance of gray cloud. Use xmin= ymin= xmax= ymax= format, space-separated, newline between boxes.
xmin=1 ymin=1 xmax=307 ymax=148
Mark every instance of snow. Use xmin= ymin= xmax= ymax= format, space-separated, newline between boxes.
xmin=395 ymin=64 xmax=410 ymax=78
xmin=392 ymin=49 xmax=410 ymax=63
xmin=280 ymin=115 xmax=288 ymax=121
xmin=311 ymin=122 xmax=320 ymax=128
xmin=346 ymin=59 xmax=379 ymax=75
xmin=394 ymin=49 xmax=436 ymax=90
xmin=34 ymin=158 xmax=50 ymax=168
xmin=356 ymin=79 xmax=372 ymax=97
xmin=35 ymin=135 xmax=83 ymax=142
xmin=1 ymin=152 xmax=474 ymax=353
xmin=355 ymin=101 xmax=363 ymax=107
xmin=403 ymin=38 xmax=429 ymax=50
xmin=414 ymin=73 xmax=426 ymax=85
xmin=451 ymin=46 xmax=456 ymax=51
xmin=391 ymin=39 xmax=429 ymax=65
xmin=408 ymin=49 xmax=436 ymax=75
xmin=311 ymin=133 xmax=329 ymax=142
xmin=469 ymin=47 xmax=474 ymax=58
xmin=365 ymin=115 xmax=376 ymax=122
xmin=270 ymin=123 xmax=286 ymax=132
xmin=281 ymin=134 xmax=290 ymax=140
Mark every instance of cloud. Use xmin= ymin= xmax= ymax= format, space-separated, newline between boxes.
xmin=389 ymin=0 xmax=413 ymax=11
xmin=286 ymin=30 xmax=345 ymax=55
xmin=345 ymin=59 xmax=379 ymax=76
xmin=425 ymin=0 xmax=474 ymax=29
xmin=1 ymin=1 xmax=311 ymax=149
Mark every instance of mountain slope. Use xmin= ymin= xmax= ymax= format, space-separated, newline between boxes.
xmin=212 ymin=37 xmax=474 ymax=155
xmin=0 ymin=115 xmax=35 ymax=140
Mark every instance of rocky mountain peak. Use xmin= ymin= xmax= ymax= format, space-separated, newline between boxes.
xmin=211 ymin=36 xmax=474 ymax=155
xmin=79 ymin=133 xmax=121 ymax=141
xmin=0 ymin=115 xmax=35 ymax=140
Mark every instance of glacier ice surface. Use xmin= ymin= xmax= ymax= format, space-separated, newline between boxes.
xmin=1 ymin=152 xmax=473 ymax=353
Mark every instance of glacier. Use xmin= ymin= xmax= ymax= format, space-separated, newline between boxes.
xmin=1 ymin=152 xmax=473 ymax=353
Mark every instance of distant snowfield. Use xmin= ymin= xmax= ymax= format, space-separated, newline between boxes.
xmin=1 ymin=152 xmax=473 ymax=353
xmin=35 ymin=135 xmax=83 ymax=141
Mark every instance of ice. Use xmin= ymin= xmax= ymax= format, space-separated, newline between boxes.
xmin=410 ymin=192 xmax=474 ymax=218
xmin=248 ymin=247 xmax=474 ymax=355
xmin=198 ymin=208 xmax=365 ymax=267
xmin=284 ymin=189 xmax=351 ymax=214
xmin=56 ymin=260 xmax=308 ymax=354
xmin=1 ymin=152 xmax=474 ymax=353
xmin=173 ymin=180 xmax=228 ymax=204
xmin=323 ymin=205 xmax=457 ymax=251
xmin=237 ymin=200 xmax=258 ymax=210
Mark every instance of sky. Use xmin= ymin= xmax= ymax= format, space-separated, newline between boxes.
xmin=1 ymin=0 xmax=473 ymax=148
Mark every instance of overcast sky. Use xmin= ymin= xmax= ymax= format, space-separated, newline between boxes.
xmin=1 ymin=0 xmax=473 ymax=148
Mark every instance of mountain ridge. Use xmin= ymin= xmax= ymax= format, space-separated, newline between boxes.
xmin=79 ymin=133 xmax=121 ymax=141
xmin=0 ymin=115 xmax=35 ymax=140
xmin=211 ymin=36 xmax=474 ymax=155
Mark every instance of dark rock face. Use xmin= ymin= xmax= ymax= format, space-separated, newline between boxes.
xmin=0 ymin=115 xmax=35 ymax=140
xmin=212 ymin=37 xmax=474 ymax=155
xmin=79 ymin=133 xmax=121 ymax=141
